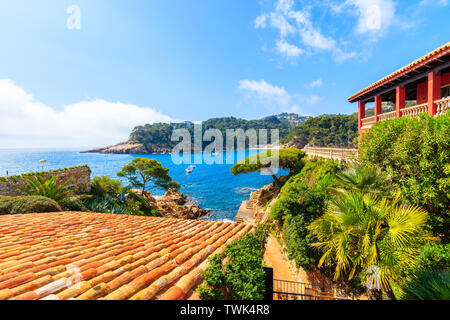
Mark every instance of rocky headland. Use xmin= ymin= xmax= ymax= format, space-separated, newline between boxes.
xmin=135 ymin=188 xmax=210 ymax=220
xmin=82 ymin=141 xmax=172 ymax=154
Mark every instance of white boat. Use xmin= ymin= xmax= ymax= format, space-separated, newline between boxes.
xmin=185 ymin=168 xmax=193 ymax=173
xmin=189 ymin=165 xmax=196 ymax=169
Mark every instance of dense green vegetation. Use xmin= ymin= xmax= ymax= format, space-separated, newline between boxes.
xmin=0 ymin=161 xmax=171 ymax=217
xmin=230 ymin=148 xmax=306 ymax=185
xmin=359 ymin=113 xmax=449 ymax=242
xmin=309 ymin=185 xmax=430 ymax=300
xmin=283 ymin=114 xmax=358 ymax=148
xmin=197 ymin=224 xmax=269 ymax=300
xmin=263 ymin=116 xmax=448 ymax=300
xmin=398 ymin=243 xmax=450 ymax=300
xmin=84 ymin=175 xmax=162 ymax=217
xmin=0 ymin=195 xmax=62 ymax=214
xmin=269 ymin=159 xmax=342 ymax=271
xmin=131 ymin=115 xmax=296 ymax=150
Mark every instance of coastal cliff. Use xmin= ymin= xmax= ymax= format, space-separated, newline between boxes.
xmin=82 ymin=141 xmax=172 ymax=154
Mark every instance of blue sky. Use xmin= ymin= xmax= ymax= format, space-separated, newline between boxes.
xmin=0 ymin=0 xmax=449 ymax=148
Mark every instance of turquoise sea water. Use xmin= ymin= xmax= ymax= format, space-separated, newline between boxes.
xmin=0 ymin=149 xmax=286 ymax=221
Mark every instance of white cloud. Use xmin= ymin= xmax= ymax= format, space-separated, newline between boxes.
xmin=239 ymin=79 xmax=314 ymax=114
xmin=276 ymin=39 xmax=305 ymax=58
xmin=0 ymin=79 xmax=173 ymax=148
xmin=254 ymin=14 xmax=268 ymax=29
xmin=419 ymin=0 xmax=448 ymax=7
xmin=254 ymin=0 xmax=356 ymax=62
xmin=332 ymin=0 xmax=396 ymax=38
xmin=307 ymin=95 xmax=321 ymax=104
xmin=269 ymin=12 xmax=297 ymax=37
xmin=306 ymin=79 xmax=323 ymax=88
xmin=299 ymin=28 xmax=336 ymax=51
xmin=239 ymin=79 xmax=291 ymax=110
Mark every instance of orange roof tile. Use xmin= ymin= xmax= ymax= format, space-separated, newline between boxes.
xmin=0 ymin=212 xmax=252 ymax=300
xmin=348 ymin=42 xmax=450 ymax=102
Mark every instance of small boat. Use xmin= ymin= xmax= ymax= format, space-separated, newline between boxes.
xmin=189 ymin=165 xmax=196 ymax=169
xmin=185 ymin=168 xmax=193 ymax=173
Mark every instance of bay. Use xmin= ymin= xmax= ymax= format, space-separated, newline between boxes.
xmin=0 ymin=148 xmax=286 ymax=221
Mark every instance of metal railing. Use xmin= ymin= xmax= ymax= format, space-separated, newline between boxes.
xmin=273 ymin=279 xmax=352 ymax=301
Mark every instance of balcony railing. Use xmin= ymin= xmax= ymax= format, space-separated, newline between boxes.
xmin=435 ymin=97 xmax=450 ymax=117
xmin=303 ymin=146 xmax=358 ymax=161
xmin=401 ymin=103 xmax=428 ymax=118
xmin=361 ymin=116 xmax=376 ymax=129
xmin=378 ymin=111 xmax=396 ymax=122
xmin=360 ymin=99 xmax=448 ymax=131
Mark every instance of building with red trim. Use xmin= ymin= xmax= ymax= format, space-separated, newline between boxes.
xmin=348 ymin=42 xmax=450 ymax=135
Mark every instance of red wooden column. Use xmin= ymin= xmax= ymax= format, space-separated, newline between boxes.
xmin=428 ymin=71 xmax=441 ymax=116
xmin=358 ymin=100 xmax=365 ymax=135
xmin=374 ymin=95 xmax=382 ymax=122
xmin=395 ymin=86 xmax=405 ymax=118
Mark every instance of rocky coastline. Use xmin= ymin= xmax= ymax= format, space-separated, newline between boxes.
xmin=136 ymin=188 xmax=210 ymax=220
xmin=82 ymin=141 xmax=172 ymax=154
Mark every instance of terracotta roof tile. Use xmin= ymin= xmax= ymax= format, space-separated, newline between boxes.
xmin=0 ymin=212 xmax=251 ymax=300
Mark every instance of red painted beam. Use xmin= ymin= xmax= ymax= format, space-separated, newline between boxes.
xmin=395 ymin=86 xmax=405 ymax=118
xmin=428 ymin=71 xmax=441 ymax=116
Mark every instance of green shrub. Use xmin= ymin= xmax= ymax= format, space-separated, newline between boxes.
xmin=268 ymin=159 xmax=340 ymax=270
xmin=197 ymin=232 xmax=268 ymax=300
xmin=90 ymin=176 xmax=123 ymax=197
xmin=283 ymin=214 xmax=321 ymax=271
xmin=359 ymin=114 xmax=450 ymax=241
xmin=60 ymin=197 xmax=88 ymax=212
xmin=413 ymin=243 xmax=450 ymax=273
xmin=0 ymin=196 xmax=62 ymax=214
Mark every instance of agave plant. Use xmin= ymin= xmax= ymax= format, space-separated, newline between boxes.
xmin=18 ymin=175 xmax=75 ymax=203
xmin=402 ymin=270 xmax=450 ymax=300
xmin=308 ymin=191 xmax=431 ymax=300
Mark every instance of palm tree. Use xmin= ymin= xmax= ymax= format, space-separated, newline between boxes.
xmin=308 ymin=191 xmax=430 ymax=300
xmin=328 ymin=166 xmax=391 ymax=196
xmin=18 ymin=175 xmax=75 ymax=203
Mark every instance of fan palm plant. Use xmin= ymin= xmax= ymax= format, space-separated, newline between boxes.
xmin=308 ymin=191 xmax=430 ymax=300
xmin=328 ymin=166 xmax=391 ymax=196
xmin=18 ymin=175 xmax=75 ymax=203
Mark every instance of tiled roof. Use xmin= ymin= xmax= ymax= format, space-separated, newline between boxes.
xmin=0 ymin=212 xmax=252 ymax=300
xmin=348 ymin=42 xmax=450 ymax=102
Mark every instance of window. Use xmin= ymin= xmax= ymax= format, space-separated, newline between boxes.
xmin=442 ymin=85 xmax=450 ymax=98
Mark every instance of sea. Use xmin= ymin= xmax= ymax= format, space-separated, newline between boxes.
xmin=0 ymin=149 xmax=286 ymax=221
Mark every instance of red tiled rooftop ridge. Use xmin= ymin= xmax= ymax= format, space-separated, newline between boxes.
xmin=348 ymin=41 xmax=450 ymax=102
xmin=0 ymin=212 xmax=252 ymax=300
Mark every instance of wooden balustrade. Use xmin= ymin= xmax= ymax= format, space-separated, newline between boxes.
xmin=401 ymin=103 xmax=428 ymax=118
xmin=435 ymin=97 xmax=450 ymax=117
xmin=378 ymin=111 xmax=396 ymax=122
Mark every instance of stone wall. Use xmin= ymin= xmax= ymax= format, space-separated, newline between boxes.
xmin=0 ymin=166 xmax=91 ymax=196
